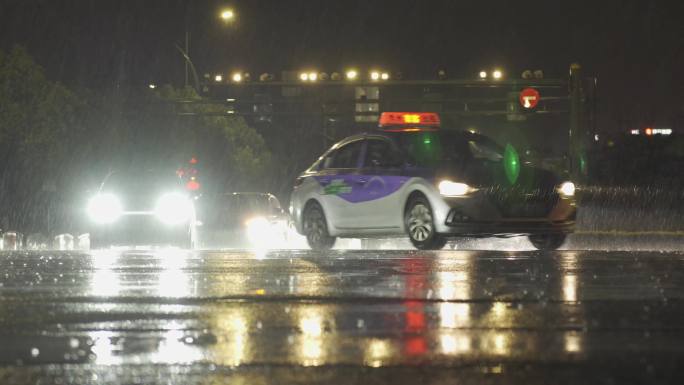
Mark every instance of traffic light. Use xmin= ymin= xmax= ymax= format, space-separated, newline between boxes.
xmin=177 ymin=157 xmax=201 ymax=192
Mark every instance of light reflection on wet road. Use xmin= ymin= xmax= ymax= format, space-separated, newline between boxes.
xmin=1 ymin=249 xmax=684 ymax=384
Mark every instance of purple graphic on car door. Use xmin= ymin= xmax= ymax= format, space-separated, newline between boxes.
xmin=315 ymin=175 xmax=409 ymax=203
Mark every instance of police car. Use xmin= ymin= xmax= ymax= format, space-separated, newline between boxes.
xmin=290 ymin=112 xmax=576 ymax=251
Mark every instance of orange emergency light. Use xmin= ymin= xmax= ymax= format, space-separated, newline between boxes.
xmin=379 ymin=112 xmax=441 ymax=132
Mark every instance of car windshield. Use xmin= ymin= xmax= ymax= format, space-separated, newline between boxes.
xmin=227 ymin=194 xmax=272 ymax=214
xmin=102 ymin=171 xmax=183 ymax=193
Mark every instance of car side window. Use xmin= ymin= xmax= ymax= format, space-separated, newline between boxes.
xmin=364 ymin=139 xmax=402 ymax=168
xmin=323 ymin=141 xmax=363 ymax=169
xmin=468 ymin=139 xmax=503 ymax=162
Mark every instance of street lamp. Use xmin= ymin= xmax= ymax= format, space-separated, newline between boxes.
xmin=300 ymin=71 xmax=318 ymax=82
xmin=479 ymin=70 xmax=488 ymax=79
xmin=232 ymin=72 xmax=243 ymax=82
xmin=178 ymin=8 xmax=237 ymax=91
xmin=345 ymin=70 xmax=358 ymax=80
xmin=492 ymin=69 xmax=503 ymax=80
xmin=220 ymin=9 xmax=235 ymax=21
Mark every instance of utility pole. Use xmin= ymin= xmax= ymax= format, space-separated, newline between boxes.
xmin=569 ymin=63 xmax=586 ymax=183
xmin=184 ymin=29 xmax=189 ymax=88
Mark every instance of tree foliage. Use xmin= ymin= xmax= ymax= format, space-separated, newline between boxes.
xmin=0 ymin=46 xmax=83 ymax=230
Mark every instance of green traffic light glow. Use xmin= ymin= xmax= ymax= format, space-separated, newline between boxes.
xmin=579 ymin=153 xmax=587 ymax=175
xmin=423 ymin=137 xmax=432 ymax=145
xmin=504 ymin=143 xmax=520 ymax=185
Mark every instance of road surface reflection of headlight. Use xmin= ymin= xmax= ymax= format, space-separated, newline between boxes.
xmin=558 ymin=181 xmax=576 ymax=197
xmin=87 ymin=193 xmax=123 ymax=224
xmin=246 ymin=216 xmax=271 ymax=244
xmin=155 ymin=192 xmax=192 ymax=225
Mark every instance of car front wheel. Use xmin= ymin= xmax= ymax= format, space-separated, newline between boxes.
xmin=405 ymin=195 xmax=447 ymax=250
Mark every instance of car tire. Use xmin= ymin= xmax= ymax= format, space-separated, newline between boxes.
xmin=528 ymin=233 xmax=567 ymax=251
xmin=405 ymin=195 xmax=447 ymax=250
xmin=303 ymin=202 xmax=336 ymax=251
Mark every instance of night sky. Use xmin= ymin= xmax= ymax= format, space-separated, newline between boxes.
xmin=1 ymin=0 xmax=683 ymax=130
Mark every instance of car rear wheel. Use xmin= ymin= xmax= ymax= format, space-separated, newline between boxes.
xmin=528 ymin=233 xmax=567 ymax=251
xmin=303 ymin=202 xmax=336 ymax=251
xmin=405 ymin=196 xmax=447 ymax=250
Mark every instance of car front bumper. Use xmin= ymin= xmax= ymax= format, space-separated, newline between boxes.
xmin=89 ymin=215 xmax=193 ymax=248
xmin=431 ymin=193 xmax=577 ymax=237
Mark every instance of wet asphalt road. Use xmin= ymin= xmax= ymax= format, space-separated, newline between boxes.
xmin=1 ymin=248 xmax=684 ymax=384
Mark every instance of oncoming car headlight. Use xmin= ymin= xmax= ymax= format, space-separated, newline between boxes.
xmin=438 ymin=180 xmax=476 ymax=197
xmin=246 ymin=216 xmax=271 ymax=242
xmin=155 ymin=192 xmax=193 ymax=225
xmin=87 ymin=193 xmax=123 ymax=224
xmin=558 ymin=181 xmax=576 ymax=197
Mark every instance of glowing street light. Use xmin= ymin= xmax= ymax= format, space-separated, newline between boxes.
xmin=492 ymin=69 xmax=503 ymax=80
xmin=214 ymin=74 xmax=223 ymax=82
xmin=179 ymin=8 xmax=236 ymax=91
xmin=381 ymin=72 xmax=390 ymax=80
xmin=479 ymin=70 xmax=488 ymax=79
xmin=370 ymin=71 xmax=380 ymax=81
xmin=345 ymin=70 xmax=358 ymax=80
xmin=148 ymin=84 xmax=156 ymax=89
xmin=220 ymin=9 xmax=235 ymax=21
xmin=299 ymin=72 xmax=318 ymax=82
xmin=232 ymin=72 xmax=243 ymax=82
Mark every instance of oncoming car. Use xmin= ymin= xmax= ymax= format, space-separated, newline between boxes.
xmin=85 ymin=169 xmax=197 ymax=249
xmin=197 ymin=192 xmax=289 ymax=249
xmin=290 ymin=112 xmax=576 ymax=251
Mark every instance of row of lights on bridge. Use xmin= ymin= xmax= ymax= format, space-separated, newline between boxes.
xmin=477 ymin=69 xmax=544 ymax=80
xmin=148 ymin=67 xmax=545 ymax=89
xmin=212 ymin=69 xmax=531 ymax=83
xmin=300 ymin=70 xmax=391 ymax=82
xmin=210 ymin=69 xmax=392 ymax=84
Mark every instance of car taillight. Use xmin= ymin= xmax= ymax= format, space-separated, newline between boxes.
xmin=294 ymin=177 xmax=304 ymax=188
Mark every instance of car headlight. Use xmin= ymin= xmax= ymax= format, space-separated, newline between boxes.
xmin=245 ymin=216 xmax=273 ymax=243
xmin=438 ymin=180 xmax=475 ymax=196
xmin=155 ymin=192 xmax=193 ymax=225
xmin=87 ymin=193 xmax=123 ymax=224
xmin=558 ymin=181 xmax=576 ymax=197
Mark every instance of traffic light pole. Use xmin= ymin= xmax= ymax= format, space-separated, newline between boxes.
xmin=569 ymin=63 xmax=586 ymax=183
